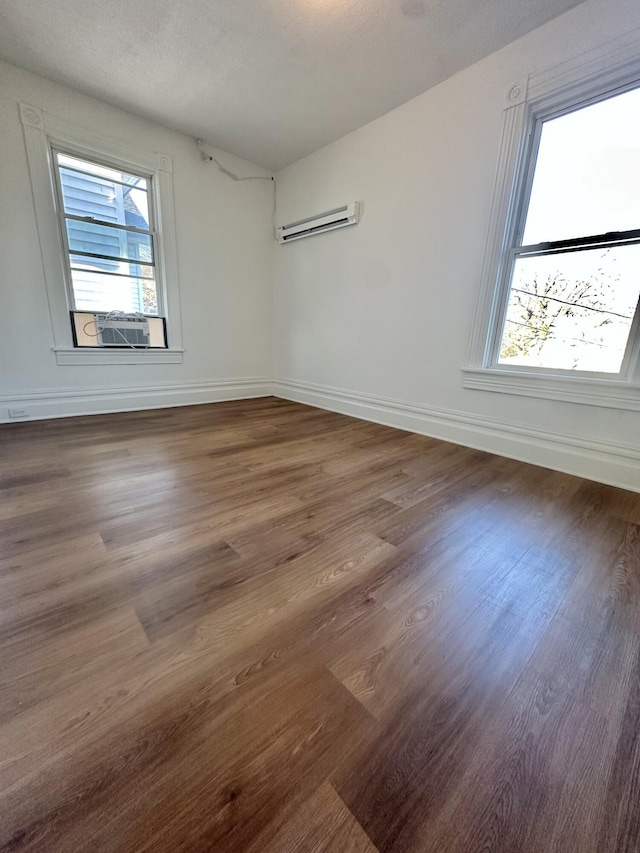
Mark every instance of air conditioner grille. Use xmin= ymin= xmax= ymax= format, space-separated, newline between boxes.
xmin=281 ymin=217 xmax=349 ymax=241
xmin=277 ymin=202 xmax=359 ymax=243
xmin=99 ymin=326 xmax=149 ymax=346
xmin=95 ymin=313 xmax=151 ymax=347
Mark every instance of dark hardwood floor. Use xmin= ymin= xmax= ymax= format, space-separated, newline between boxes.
xmin=1 ymin=397 xmax=640 ymax=852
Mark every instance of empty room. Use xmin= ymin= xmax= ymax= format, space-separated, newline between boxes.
xmin=2 ymin=0 xmax=640 ymax=850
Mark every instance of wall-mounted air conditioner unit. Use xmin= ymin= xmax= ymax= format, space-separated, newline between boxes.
xmin=276 ymin=202 xmax=360 ymax=243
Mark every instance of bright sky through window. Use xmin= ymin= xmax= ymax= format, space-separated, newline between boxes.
xmin=497 ymin=86 xmax=640 ymax=374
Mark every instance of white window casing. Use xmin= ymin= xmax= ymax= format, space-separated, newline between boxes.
xmin=463 ymin=30 xmax=640 ymax=411
xmin=20 ymin=104 xmax=183 ymax=365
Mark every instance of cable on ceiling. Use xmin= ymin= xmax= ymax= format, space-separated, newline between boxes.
xmin=196 ymin=139 xmax=273 ymax=182
xmin=196 ymin=138 xmax=278 ymax=235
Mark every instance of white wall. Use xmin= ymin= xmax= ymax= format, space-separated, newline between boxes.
xmin=0 ymin=60 xmax=274 ymax=419
xmin=272 ymin=0 xmax=640 ymax=492
xmin=3 ymin=2 xmax=640 ymax=491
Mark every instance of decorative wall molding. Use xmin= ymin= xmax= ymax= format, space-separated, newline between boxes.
xmin=462 ymin=367 xmax=640 ymax=411
xmin=19 ymin=102 xmax=44 ymax=129
xmin=273 ymin=378 xmax=640 ymax=493
xmin=506 ymin=80 xmax=527 ymax=107
xmin=157 ymin=152 xmax=172 ymax=173
xmin=53 ymin=347 xmax=185 ymax=366
xmin=526 ymin=26 xmax=640 ymax=104
xmin=465 ymin=97 xmax=528 ymax=368
xmin=0 ymin=378 xmax=272 ymax=423
xmin=4 ymin=374 xmax=640 ymax=491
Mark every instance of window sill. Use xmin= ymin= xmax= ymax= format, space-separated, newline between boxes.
xmin=54 ymin=347 xmax=184 ymax=366
xmin=462 ymin=367 xmax=640 ymax=411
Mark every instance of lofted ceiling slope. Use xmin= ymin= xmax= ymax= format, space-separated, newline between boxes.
xmin=0 ymin=0 xmax=588 ymax=170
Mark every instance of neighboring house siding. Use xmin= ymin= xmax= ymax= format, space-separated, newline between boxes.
xmin=60 ymin=169 xmax=144 ymax=313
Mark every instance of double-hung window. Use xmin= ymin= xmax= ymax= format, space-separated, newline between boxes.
xmin=497 ymin=87 xmax=640 ymax=376
xmin=53 ymin=151 xmax=160 ymax=317
xmin=20 ymin=102 xmax=182 ymax=364
xmin=465 ymin=38 xmax=640 ymax=409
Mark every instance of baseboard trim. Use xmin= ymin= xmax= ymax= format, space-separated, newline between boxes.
xmin=0 ymin=378 xmax=272 ymax=423
xmin=5 ymin=376 xmax=639 ymax=492
xmin=273 ymin=378 xmax=640 ymax=493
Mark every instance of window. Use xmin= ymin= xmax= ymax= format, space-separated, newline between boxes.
xmin=20 ymin=102 xmax=183 ymax=364
xmin=53 ymin=152 xmax=159 ymax=316
xmin=496 ymin=87 xmax=640 ymax=376
xmin=464 ymin=36 xmax=640 ymax=410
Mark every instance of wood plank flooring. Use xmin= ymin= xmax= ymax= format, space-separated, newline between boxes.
xmin=1 ymin=397 xmax=640 ymax=852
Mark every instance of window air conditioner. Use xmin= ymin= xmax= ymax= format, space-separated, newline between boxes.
xmin=276 ymin=202 xmax=360 ymax=243
xmin=95 ymin=313 xmax=150 ymax=347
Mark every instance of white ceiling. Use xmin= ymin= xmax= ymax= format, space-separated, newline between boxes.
xmin=0 ymin=0 xmax=587 ymax=170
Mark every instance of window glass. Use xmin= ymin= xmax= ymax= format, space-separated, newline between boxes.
xmin=497 ymin=86 xmax=640 ymax=373
xmin=64 ymin=220 xmax=153 ymax=263
xmin=522 ymin=87 xmax=640 ymax=245
xmin=498 ymin=245 xmax=640 ymax=372
xmin=55 ymin=152 xmax=157 ymax=316
xmin=71 ymin=269 xmax=158 ymax=315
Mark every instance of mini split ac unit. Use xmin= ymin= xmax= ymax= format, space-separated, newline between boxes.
xmin=276 ymin=202 xmax=360 ymax=243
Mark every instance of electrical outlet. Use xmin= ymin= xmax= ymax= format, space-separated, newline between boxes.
xmin=8 ymin=408 xmax=28 ymax=418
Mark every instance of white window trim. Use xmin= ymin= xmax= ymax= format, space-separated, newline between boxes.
xmin=463 ymin=29 xmax=640 ymax=410
xmin=20 ymin=104 xmax=184 ymax=365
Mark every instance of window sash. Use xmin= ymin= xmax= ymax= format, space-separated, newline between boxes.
xmin=58 ymin=161 xmax=150 ymax=192
xmin=490 ymin=243 xmax=640 ymax=379
xmin=50 ymin=147 xmax=163 ymax=315
xmin=69 ymin=265 xmax=155 ymax=282
xmin=68 ymin=248 xmax=155 ymax=268
xmin=61 ymin=211 xmax=154 ymax=237
xmin=63 ymin=220 xmax=155 ymax=265
xmin=514 ymin=228 xmax=640 ymax=258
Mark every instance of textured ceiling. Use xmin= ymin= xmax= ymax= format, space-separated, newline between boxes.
xmin=0 ymin=0 xmax=587 ymax=170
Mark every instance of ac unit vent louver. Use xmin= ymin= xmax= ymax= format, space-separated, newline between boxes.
xmin=277 ymin=202 xmax=360 ymax=243
xmin=95 ymin=313 xmax=150 ymax=347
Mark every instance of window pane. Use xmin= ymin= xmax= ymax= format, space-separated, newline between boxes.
xmin=70 ymin=254 xmax=154 ymax=279
xmin=71 ymin=269 xmax=158 ymax=316
xmin=65 ymin=220 xmax=153 ymax=263
xmin=57 ymin=153 xmax=148 ymax=188
xmin=522 ymin=86 xmax=640 ymax=245
xmin=57 ymin=154 xmax=150 ymax=230
xmin=498 ymin=245 xmax=640 ymax=373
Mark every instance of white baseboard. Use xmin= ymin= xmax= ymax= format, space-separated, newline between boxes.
xmin=273 ymin=378 xmax=640 ymax=494
xmin=4 ymin=375 xmax=639 ymax=493
xmin=0 ymin=378 xmax=272 ymax=423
